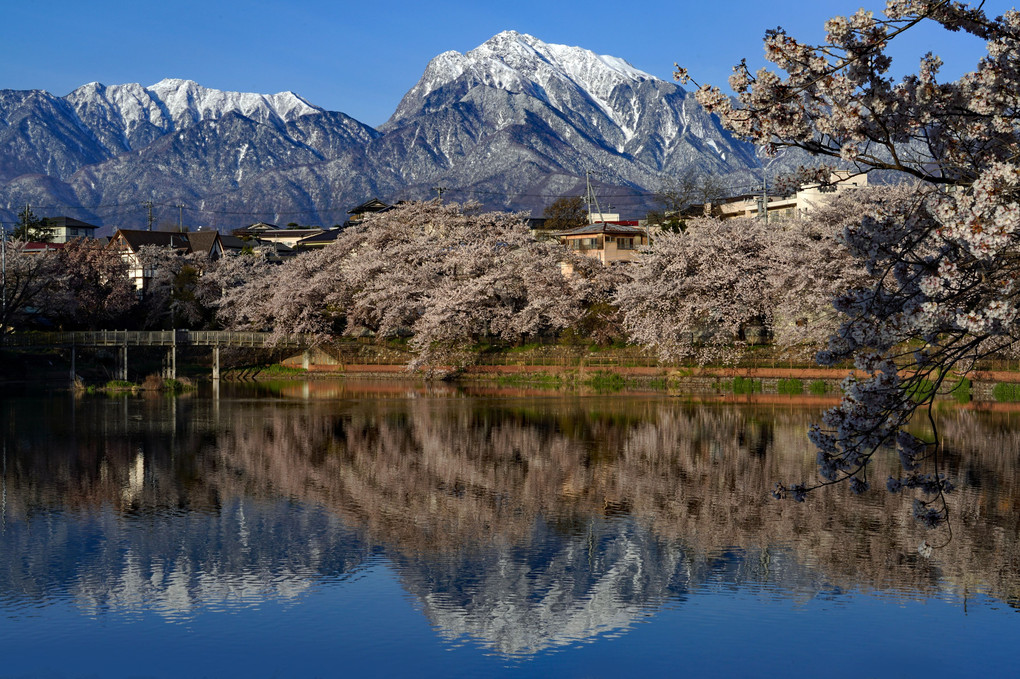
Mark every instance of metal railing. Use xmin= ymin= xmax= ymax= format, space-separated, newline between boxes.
xmin=0 ymin=330 xmax=307 ymax=349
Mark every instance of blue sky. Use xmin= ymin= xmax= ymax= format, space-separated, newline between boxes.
xmin=2 ymin=0 xmax=1014 ymax=127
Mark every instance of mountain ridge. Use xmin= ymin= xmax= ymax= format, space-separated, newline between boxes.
xmin=0 ymin=33 xmax=764 ymax=231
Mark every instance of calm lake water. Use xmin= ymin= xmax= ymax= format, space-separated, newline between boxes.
xmin=1 ymin=380 xmax=1018 ymax=678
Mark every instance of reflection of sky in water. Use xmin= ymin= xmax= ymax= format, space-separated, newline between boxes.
xmin=1 ymin=386 xmax=1019 ymax=676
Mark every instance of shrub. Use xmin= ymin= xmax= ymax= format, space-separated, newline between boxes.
xmin=104 ymin=380 xmax=135 ymax=390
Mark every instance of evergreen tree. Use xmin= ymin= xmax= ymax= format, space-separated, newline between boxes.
xmin=11 ymin=206 xmax=52 ymax=242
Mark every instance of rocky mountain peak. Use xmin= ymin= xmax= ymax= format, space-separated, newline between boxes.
xmin=1 ymin=33 xmax=762 ymax=230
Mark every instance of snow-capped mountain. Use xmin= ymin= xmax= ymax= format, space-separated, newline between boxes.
xmin=65 ymin=79 xmax=324 ymax=155
xmin=0 ymin=34 xmax=765 ymax=229
xmin=390 ymin=31 xmax=656 ymax=133
xmin=374 ymin=31 xmax=757 ymax=210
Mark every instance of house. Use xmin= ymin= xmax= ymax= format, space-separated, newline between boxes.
xmin=185 ymin=229 xmax=225 ymax=261
xmin=346 ymin=198 xmax=393 ymax=226
xmin=218 ymin=233 xmax=248 ymax=255
xmin=233 ymin=221 xmax=324 ymax=248
xmin=40 ymin=217 xmax=100 ymax=243
xmin=234 ymin=221 xmax=280 ymax=238
xmin=107 ymin=229 xmax=220 ymax=290
xmin=556 ymin=222 xmax=649 ymax=265
xmin=296 ymin=228 xmax=344 ymax=249
xmin=689 ymin=172 xmax=869 ymax=223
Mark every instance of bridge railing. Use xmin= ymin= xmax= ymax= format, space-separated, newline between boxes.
xmin=0 ymin=330 xmax=307 ymax=348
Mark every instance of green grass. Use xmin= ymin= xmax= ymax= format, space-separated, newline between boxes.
xmin=776 ymin=378 xmax=803 ymax=395
xmin=104 ymin=380 xmax=135 ymax=390
xmin=808 ymin=380 xmax=828 ymax=395
xmin=993 ymin=382 xmax=1020 ymax=402
xmin=163 ymin=378 xmax=189 ymax=393
xmin=647 ymin=378 xmax=668 ymax=390
xmin=260 ymin=364 xmax=308 ymax=376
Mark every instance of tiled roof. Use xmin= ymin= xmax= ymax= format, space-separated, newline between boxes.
xmin=43 ymin=216 xmax=99 ymax=229
xmin=113 ymin=229 xmax=192 ymax=251
xmin=219 ymin=234 xmax=246 ymax=250
xmin=297 ymin=229 xmax=343 ymax=245
xmin=348 ymin=198 xmax=392 ymax=214
xmin=186 ymin=230 xmax=221 ymax=255
xmin=554 ymin=222 xmax=648 ymax=237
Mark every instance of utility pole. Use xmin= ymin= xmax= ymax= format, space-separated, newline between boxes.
xmin=177 ymin=204 xmax=184 ymax=232
xmin=145 ymin=201 xmax=154 ymax=231
xmin=585 ymin=170 xmax=605 ymax=223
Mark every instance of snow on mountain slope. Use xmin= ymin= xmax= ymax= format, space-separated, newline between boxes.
xmin=0 ymin=32 xmax=767 ymax=228
xmin=390 ymin=31 xmax=655 ymax=131
xmin=65 ymin=79 xmax=322 ymax=152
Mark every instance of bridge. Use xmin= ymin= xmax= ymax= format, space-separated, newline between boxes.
xmin=1 ymin=330 xmax=310 ymax=381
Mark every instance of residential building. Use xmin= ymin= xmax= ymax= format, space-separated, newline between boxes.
xmin=233 ymin=221 xmax=324 ymax=248
xmin=107 ymin=229 xmax=221 ymax=290
xmin=690 ymin=172 xmax=869 ymax=223
xmin=40 ymin=217 xmax=100 ymax=243
xmin=555 ymin=222 xmax=649 ymax=265
xmin=346 ymin=198 xmax=393 ymax=226
xmin=296 ymin=229 xmax=344 ymax=249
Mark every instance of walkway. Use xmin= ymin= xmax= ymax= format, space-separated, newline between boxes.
xmin=0 ymin=330 xmax=309 ymax=381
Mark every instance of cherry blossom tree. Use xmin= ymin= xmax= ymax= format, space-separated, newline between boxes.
xmin=615 ymin=217 xmax=781 ymax=364
xmin=133 ymin=245 xmax=214 ymax=329
xmin=217 ymin=201 xmax=606 ymax=371
xmin=206 ymin=246 xmax=282 ymax=332
xmin=47 ymin=239 xmax=135 ymax=330
xmin=679 ymin=0 xmax=1020 ymax=525
xmin=0 ymin=239 xmax=60 ymax=332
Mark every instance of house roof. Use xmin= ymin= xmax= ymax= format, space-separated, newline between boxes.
xmin=186 ymin=230 xmax=222 ymax=256
xmin=256 ymin=228 xmax=324 ymax=240
xmin=297 ymin=229 xmax=343 ymax=246
xmin=112 ymin=229 xmax=192 ymax=251
xmin=554 ymin=222 xmax=648 ymax=237
xmin=22 ymin=241 xmax=65 ymax=254
xmin=42 ymin=216 xmax=99 ymax=229
xmin=219 ymin=234 xmax=247 ymax=251
xmin=348 ymin=198 xmax=392 ymax=215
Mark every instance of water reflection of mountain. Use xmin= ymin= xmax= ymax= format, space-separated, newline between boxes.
xmin=393 ymin=516 xmax=846 ymax=656
xmin=0 ymin=499 xmax=373 ymax=618
xmin=1 ymin=388 xmax=1018 ymax=652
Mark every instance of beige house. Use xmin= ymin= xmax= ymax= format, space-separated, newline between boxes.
xmin=556 ymin=222 xmax=649 ymax=265
xmin=694 ymin=172 xmax=869 ymax=223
